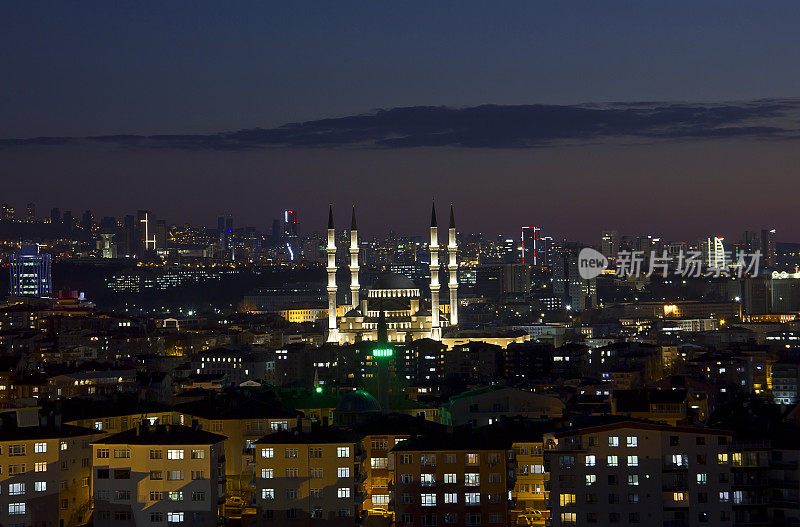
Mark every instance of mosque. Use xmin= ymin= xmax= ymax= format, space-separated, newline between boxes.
xmin=325 ymin=202 xmax=458 ymax=344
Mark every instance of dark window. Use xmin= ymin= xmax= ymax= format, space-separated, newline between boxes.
xmin=96 ymin=468 xmax=109 ymax=479
xmin=670 ymin=436 xmax=680 ymax=446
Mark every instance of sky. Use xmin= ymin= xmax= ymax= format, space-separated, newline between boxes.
xmin=2 ymin=1 xmax=800 ymax=241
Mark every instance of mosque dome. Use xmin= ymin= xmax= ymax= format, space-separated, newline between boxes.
xmin=336 ymin=389 xmax=381 ymax=413
xmin=371 ymin=273 xmax=416 ymax=290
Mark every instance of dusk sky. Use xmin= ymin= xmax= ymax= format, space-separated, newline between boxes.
xmin=2 ymin=2 xmax=800 ymax=241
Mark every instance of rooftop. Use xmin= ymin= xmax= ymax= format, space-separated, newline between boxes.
xmin=93 ymin=423 xmax=226 ymax=445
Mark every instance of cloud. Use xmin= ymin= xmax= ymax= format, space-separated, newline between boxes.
xmin=3 ymin=98 xmax=800 ymax=150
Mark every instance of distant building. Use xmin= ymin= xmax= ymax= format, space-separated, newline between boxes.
xmin=553 ymin=250 xmax=597 ymax=311
xmin=762 ymin=228 xmax=776 ymax=268
xmin=601 ymin=230 xmax=618 ymax=260
xmin=9 ymin=244 xmax=52 ymax=297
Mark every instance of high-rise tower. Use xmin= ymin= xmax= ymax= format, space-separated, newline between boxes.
xmin=447 ymin=204 xmax=459 ymax=326
xmin=326 ymin=205 xmax=339 ymax=343
xmin=349 ymin=206 xmax=360 ymax=311
xmin=429 ymin=201 xmax=441 ymax=339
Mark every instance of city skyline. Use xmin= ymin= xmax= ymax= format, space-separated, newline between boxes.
xmin=3 ymin=3 xmax=800 ymax=239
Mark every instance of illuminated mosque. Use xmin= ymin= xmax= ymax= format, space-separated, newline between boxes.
xmin=325 ymin=202 xmax=458 ymax=344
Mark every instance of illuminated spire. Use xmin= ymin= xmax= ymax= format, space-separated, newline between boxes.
xmin=351 ymin=204 xmax=357 ymax=231
xmin=328 ymin=204 xmax=334 ymax=230
xmin=431 ymin=200 xmax=437 ymax=228
xmin=449 ymin=203 xmax=455 ymax=229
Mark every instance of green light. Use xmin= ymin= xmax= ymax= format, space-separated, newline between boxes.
xmin=373 ymin=348 xmax=393 ymax=358
xmin=315 ymin=386 xmax=323 ymax=393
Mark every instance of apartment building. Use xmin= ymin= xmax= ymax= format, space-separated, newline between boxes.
xmin=174 ymin=398 xmax=299 ymax=503
xmin=388 ymin=429 xmax=516 ymax=527
xmin=92 ymin=423 xmax=226 ymax=526
xmin=252 ymin=425 xmax=363 ymax=525
xmin=0 ymin=408 xmax=101 ymax=527
xmin=512 ymin=433 xmax=550 ymax=526
xmin=547 ymin=420 xmax=733 ymax=527
xmin=355 ymin=414 xmax=444 ymax=518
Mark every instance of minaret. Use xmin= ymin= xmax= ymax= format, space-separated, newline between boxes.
xmin=429 ymin=201 xmax=441 ymax=340
xmin=326 ymin=205 xmax=339 ymax=343
xmin=447 ymin=204 xmax=458 ymax=326
xmin=349 ymin=205 xmax=360 ymax=312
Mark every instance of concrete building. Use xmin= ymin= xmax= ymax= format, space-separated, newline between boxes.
xmin=546 ymin=420 xmax=733 ymax=527
xmin=389 ymin=429 xmax=516 ymax=527
xmin=92 ymin=423 xmax=226 ymax=526
xmin=253 ymin=425 xmax=362 ymax=525
xmin=0 ymin=408 xmax=101 ymax=527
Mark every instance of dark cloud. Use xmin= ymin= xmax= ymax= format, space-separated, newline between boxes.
xmin=3 ymin=99 xmax=800 ymax=150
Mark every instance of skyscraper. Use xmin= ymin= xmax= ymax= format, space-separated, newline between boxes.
xmin=1 ymin=203 xmax=14 ymax=222
xmin=136 ymin=210 xmax=156 ymax=255
xmin=62 ymin=210 xmax=73 ymax=231
xmin=9 ymin=244 xmax=52 ymax=297
xmin=50 ymin=207 xmax=61 ymax=225
xmin=761 ymin=228 xmax=776 ymax=268
xmin=283 ymin=210 xmax=299 ymax=260
xmin=601 ymin=230 xmax=619 ymax=260
xmin=81 ymin=209 xmax=95 ymax=232
xmin=25 ymin=202 xmax=35 ymax=222
xmin=521 ymin=226 xmax=541 ymax=265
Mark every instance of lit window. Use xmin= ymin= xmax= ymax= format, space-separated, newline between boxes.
xmin=697 ymin=473 xmax=707 ymax=484
xmin=627 ymin=455 xmax=638 ymax=467
xmin=626 ymin=436 xmax=638 ymax=447
xmin=608 ymin=436 xmax=619 ymax=447
xmin=9 ymin=483 xmax=25 ymax=495
xmin=628 ymin=475 xmax=639 ymax=486
xmin=262 ymin=489 xmax=274 ymax=500
xmin=673 ymin=492 xmax=687 ymax=501
xmin=586 ymin=474 xmax=596 ymax=485
xmin=607 ymin=455 xmax=618 ymax=467
xmin=422 ymin=493 xmax=437 ymax=506
xmin=261 ymin=468 xmax=273 ymax=479
xmin=338 ymin=467 xmax=350 ymax=478
xmin=34 ymin=442 xmax=47 ymax=453
xmin=444 ymin=493 xmax=458 ymax=503
xmin=585 ymin=455 xmax=596 ymax=466
xmin=167 ymin=449 xmax=184 ymax=460
xmin=444 ymin=473 xmax=457 ymax=483
xmin=338 ymin=487 xmax=351 ymax=498
xmin=261 ymin=448 xmax=274 ymax=458
xmin=337 ymin=447 xmax=351 ymax=458
xmin=559 ymin=493 xmax=576 ymax=506
xmin=167 ymin=512 xmax=184 ymax=523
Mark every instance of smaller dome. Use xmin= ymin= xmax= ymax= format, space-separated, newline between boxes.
xmin=343 ymin=308 xmax=362 ymax=317
xmin=371 ymin=273 xmax=416 ymax=290
xmin=336 ymin=389 xmax=381 ymax=413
